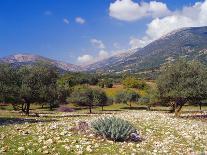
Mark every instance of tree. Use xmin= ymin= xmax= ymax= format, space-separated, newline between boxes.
xmin=19 ymin=64 xmax=59 ymax=115
xmin=115 ymin=89 xmax=140 ymax=108
xmin=144 ymin=87 xmax=159 ymax=110
xmin=92 ymin=88 xmax=107 ymax=111
xmin=157 ymin=59 xmax=207 ymax=116
xmin=68 ymin=85 xmax=93 ymax=113
xmin=0 ymin=63 xmax=21 ymax=109
xmin=122 ymin=77 xmax=146 ymax=89
xmin=56 ymin=74 xmax=75 ymax=104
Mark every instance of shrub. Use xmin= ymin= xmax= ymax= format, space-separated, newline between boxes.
xmin=122 ymin=77 xmax=147 ymax=89
xmin=91 ymin=117 xmax=137 ymax=142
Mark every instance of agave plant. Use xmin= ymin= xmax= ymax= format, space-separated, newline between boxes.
xmin=91 ymin=116 xmax=138 ymax=142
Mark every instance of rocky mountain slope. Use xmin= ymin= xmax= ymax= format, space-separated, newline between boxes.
xmin=86 ymin=26 xmax=207 ymax=73
xmin=0 ymin=54 xmax=82 ymax=72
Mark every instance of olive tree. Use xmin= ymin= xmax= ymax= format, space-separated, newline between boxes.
xmin=157 ymin=59 xmax=207 ymax=116
xmin=19 ymin=64 xmax=59 ymax=115
xmin=0 ymin=63 xmax=21 ymax=109
xmin=92 ymin=88 xmax=108 ymax=111
xmin=68 ymin=86 xmax=109 ymax=113
xmin=68 ymin=85 xmax=94 ymax=113
xmin=115 ymin=89 xmax=140 ymax=108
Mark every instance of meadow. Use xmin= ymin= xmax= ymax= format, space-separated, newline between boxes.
xmin=1 ymin=100 xmax=207 ymax=155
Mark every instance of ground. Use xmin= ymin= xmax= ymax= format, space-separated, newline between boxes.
xmin=0 ymin=107 xmax=207 ymax=155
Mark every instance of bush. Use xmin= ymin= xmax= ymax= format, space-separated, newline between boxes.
xmin=122 ymin=77 xmax=147 ymax=89
xmin=91 ymin=117 xmax=137 ymax=142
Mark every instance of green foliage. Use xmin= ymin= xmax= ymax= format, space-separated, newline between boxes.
xmin=68 ymin=86 xmax=110 ymax=112
xmin=69 ymin=85 xmax=93 ymax=106
xmin=91 ymin=117 xmax=137 ymax=142
xmin=19 ymin=64 xmax=59 ymax=113
xmin=92 ymin=88 xmax=108 ymax=110
xmin=0 ymin=63 xmax=21 ymax=103
xmin=115 ymin=89 xmax=140 ymax=107
xmin=157 ymin=59 xmax=207 ymax=115
xmin=98 ymin=78 xmax=113 ymax=88
xmin=122 ymin=77 xmax=147 ymax=89
xmin=157 ymin=59 xmax=207 ymax=100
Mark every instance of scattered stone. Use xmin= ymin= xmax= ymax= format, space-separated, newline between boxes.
xmin=18 ymin=147 xmax=25 ymax=151
xmin=44 ymin=139 xmax=53 ymax=146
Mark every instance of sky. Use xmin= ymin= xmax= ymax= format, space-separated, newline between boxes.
xmin=0 ymin=0 xmax=206 ymax=65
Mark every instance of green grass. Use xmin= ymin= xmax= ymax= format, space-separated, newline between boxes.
xmin=0 ymin=108 xmax=207 ymax=154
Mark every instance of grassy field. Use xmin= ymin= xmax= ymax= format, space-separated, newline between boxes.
xmin=0 ymin=83 xmax=207 ymax=155
xmin=0 ymin=103 xmax=207 ymax=155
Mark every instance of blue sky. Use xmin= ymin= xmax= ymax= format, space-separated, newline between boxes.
xmin=0 ymin=0 xmax=205 ymax=64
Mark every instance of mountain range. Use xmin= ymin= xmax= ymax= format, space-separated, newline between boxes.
xmin=1 ymin=26 xmax=207 ymax=73
xmin=0 ymin=54 xmax=82 ymax=72
xmin=86 ymin=26 xmax=207 ymax=73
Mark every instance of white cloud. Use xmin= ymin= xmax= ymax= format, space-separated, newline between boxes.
xmin=109 ymin=0 xmax=170 ymax=21
xmin=98 ymin=50 xmax=109 ymax=59
xmin=75 ymin=17 xmax=85 ymax=24
xmin=63 ymin=18 xmax=69 ymax=24
xmin=77 ymin=54 xmax=94 ymax=64
xmin=77 ymin=50 xmax=109 ymax=65
xmin=129 ymin=36 xmax=150 ymax=48
xmin=130 ymin=0 xmax=207 ymax=48
xmin=90 ymin=39 xmax=105 ymax=49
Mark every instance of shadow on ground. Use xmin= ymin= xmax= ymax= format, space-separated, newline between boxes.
xmin=180 ymin=114 xmax=207 ymax=120
xmin=121 ymin=106 xmax=148 ymax=110
xmin=0 ymin=117 xmax=57 ymax=126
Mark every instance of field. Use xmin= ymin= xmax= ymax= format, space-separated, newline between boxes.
xmin=0 ymin=83 xmax=207 ymax=155
xmin=1 ymin=103 xmax=207 ymax=155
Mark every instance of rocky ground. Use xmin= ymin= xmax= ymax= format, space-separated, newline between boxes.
xmin=0 ymin=111 xmax=207 ymax=155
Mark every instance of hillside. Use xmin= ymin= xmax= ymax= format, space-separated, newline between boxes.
xmin=0 ymin=54 xmax=82 ymax=72
xmin=86 ymin=26 xmax=207 ymax=73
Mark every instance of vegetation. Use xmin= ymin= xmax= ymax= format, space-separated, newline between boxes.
xmin=68 ymin=85 xmax=109 ymax=113
xmin=122 ymin=77 xmax=147 ymax=89
xmin=91 ymin=117 xmax=137 ymax=142
xmin=115 ymin=89 xmax=140 ymax=108
xmin=1 ymin=59 xmax=207 ymax=154
xmin=157 ymin=59 xmax=207 ymax=116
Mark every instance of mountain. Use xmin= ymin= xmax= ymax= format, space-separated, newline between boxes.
xmin=84 ymin=48 xmax=138 ymax=72
xmin=0 ymin=54 xmax=82 ymax=72
xmin=86 ymin=26 xmax=207 ymax=73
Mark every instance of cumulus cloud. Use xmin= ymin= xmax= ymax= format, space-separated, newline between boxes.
xmin=129 ymin=36 xmax=151 ymax=48
xmin=98 ymin=50 xmax=109 ymax=59
xmin=63 ymin=18 xmax=69 ymax=24
xmin=90 ymin=39 xmax=105 ymax=49
xmin=129 ymin=0 xmax=207 ymax=48
xmin=77 ymin=50 xmax=110 ymax=65
xmin=75 ymin=17 xmax=85 ymax=24
xmin=77 ymin=54 xmax=93 ymax=64
xmin=109 ymin=0 xmax=170 ymax=21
